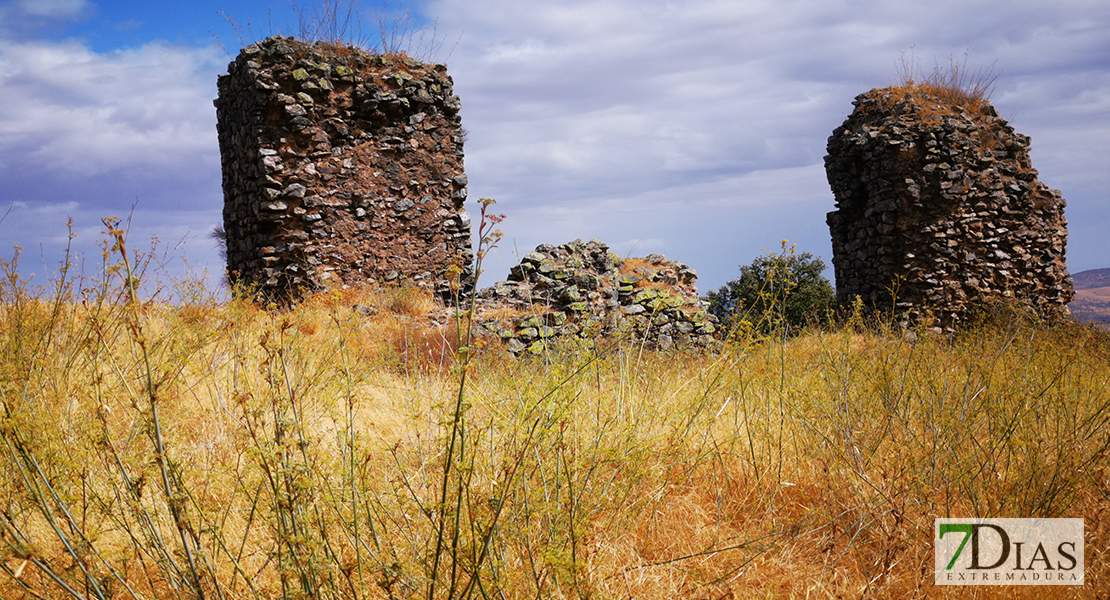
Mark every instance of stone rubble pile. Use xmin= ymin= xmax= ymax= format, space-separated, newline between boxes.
xmin=215 ymin=35 xmax=473 ymax=303
xmin=825 ymin=87 xmax=1073 ymax=327
xmin=471 ymin=239 xmax=720 ymax=354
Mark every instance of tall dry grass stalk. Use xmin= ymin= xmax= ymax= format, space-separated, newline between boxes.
xmin=1 ymin=220 xmax=1108 ymax=598
xmin=217 ymin=0 xmax=453 ymax=63
xmin=894 ymin=50 xmax=1000 ymax=111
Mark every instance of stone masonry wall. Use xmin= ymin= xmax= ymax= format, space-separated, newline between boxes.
xmin=472 ymin=239 xmax=720 ymax=354
xmin=215 ymin=36 xmax=472 ymax=302
xmin=825 ymin=87 xmax=1073 ymax=327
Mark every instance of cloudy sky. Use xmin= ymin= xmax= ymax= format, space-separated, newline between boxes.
xmin=0 ymin=0 xmax=1106 ymax=296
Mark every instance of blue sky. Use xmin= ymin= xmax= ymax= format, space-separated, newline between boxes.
xmin=1 ymin=0 xmax=1107 ymax=298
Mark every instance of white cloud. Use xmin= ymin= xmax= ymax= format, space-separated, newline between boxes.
xmin=2 ymin=0 xmax=1108 ymax=294
xmin=0 ymin=0 xmax=93 ymax=32
xmin=426 ymin=0 xmax=1110 ymax=285
xmin=16 ymin=0 xmax=90 ymax=19
xmin=0 ymin=38 xmax=224 ymax=175
xmin=0 ymin=35 xmax=226 ymax=284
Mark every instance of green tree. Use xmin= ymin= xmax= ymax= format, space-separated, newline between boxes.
xmin=705 ymin=242 xmax=835 ymax=335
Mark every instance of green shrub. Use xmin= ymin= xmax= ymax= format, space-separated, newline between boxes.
xmin=705 ymin=242 xmax=835 ymax=336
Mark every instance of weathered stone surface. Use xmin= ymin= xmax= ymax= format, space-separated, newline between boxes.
xmin=215 ymin=36 xmax=473 ymax=302
xmin=467 ymin=239 xmax=718 ymax=354
xmin=825 ymin=87 xmax=1073 ymax=328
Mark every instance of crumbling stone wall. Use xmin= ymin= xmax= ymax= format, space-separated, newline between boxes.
xmin=825 ymin=87 xmax=1073 ymax=327
xmin=472 ymin=239 xmax=719 ymax=354
xmin=215 ymin=36 xmax=472 ymax=302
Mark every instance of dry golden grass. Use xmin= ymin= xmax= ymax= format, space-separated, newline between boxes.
xmin=859 ymin=54 xmax=1003 ymax=134
xmin=2 ymin=239 xmax=1109 ymax=598
xmin=1071 ymin=287 xmax=1110 ymax=328
xmin=893 ymin=53 xmax=999 ymax=112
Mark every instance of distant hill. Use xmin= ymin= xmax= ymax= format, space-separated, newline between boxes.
xmin=1070 ymin=268 xmax=1110 ymax=331
xmin=1073 ymin=268 xmax=1110 ymax=290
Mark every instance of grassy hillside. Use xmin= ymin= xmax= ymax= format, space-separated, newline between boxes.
xmin=2 ymin=238 xmax=1110 ymax=599
xmin=1071 ymin=268 xmax=1110 ymax=330
xmin=1073 ymin=268 xmax=1110 ymax=291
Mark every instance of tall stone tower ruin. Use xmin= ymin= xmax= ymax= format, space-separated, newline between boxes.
xmin=215 ymin=36 xmax=473 ymax=302
xmin=825 ymin=87 xmax=1073 ymax=327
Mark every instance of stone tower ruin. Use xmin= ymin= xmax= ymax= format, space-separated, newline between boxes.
xmin=824 ymin=87 xmax=1073 ymax=327
xmin=215 ymin=36 xmax=473 ymax=302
